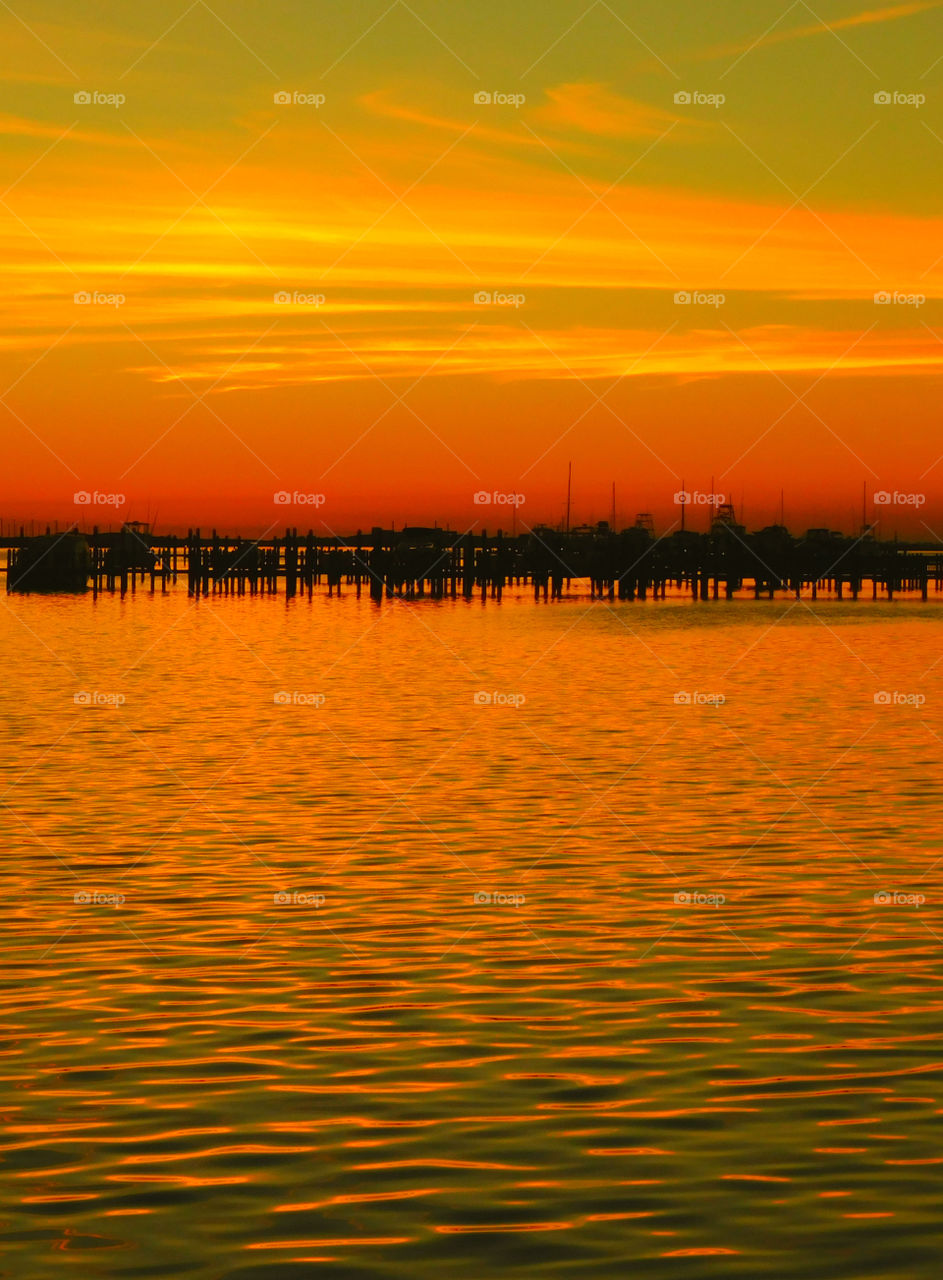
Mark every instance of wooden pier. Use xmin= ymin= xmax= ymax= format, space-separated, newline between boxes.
xmin=4 ymin=515 xmax=943 ymax=602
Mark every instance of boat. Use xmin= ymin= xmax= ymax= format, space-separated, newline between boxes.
xmin=7 ymin=531 xmax=90 ymax=592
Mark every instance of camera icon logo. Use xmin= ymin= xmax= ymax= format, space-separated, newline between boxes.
xmin=73 ymin=490 xmax=92 ymax=504
xmin=473 ymin=490 xmax=492 ymax=504
xmin=273 ymin=491 xmax=291 ymax=505
xmin=474 ymin=91 xmax=492 ymax=104
xmin=273 ymin=890 xmax=291 ymax=903
xmin=874 ymin=91 xmax=892 ymax=105
xmin=274 ymin=91 xmax=291 ymax=104
xmin=474 ymin=291 xmax=492 ymax=305
xmin=673 ymin=691 xmax=692 ymax=705
xmin=873 ymin=490 xmax=891 ymax=505
xmin=673 ymin=291 xmax=691 ymax=304
xmin=474 ymin=691 xmax=493 ymax=705
xmin=874 ymin=890 xmax=892 ymax=903
xmin=674 ymin=91 xmax=692 ymax=105
xmin=73 ymin=691 xmax=91 ymax=705
xmin=274 ymin=291 xmax=291 ymax=304
xmin=674 ymin=891 xmax=692 ymax=904
xmin=874 ymin=291 xmax=892 ymax=304
xmin=673 ymin=490 xmax=691 ymax=504
xmin=274 ymin=691 xmax=292 ymax=705
xmin=873 ymin=691 xmax=891 ymax=705
xmin=74 ymin=91 xmax=91 ymax=104
xmin=473 ymin=890 xmax=492 ymax=903
xmin=74 ymin=291 xmax=92 ymax=305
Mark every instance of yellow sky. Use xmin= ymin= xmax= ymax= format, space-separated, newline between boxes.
xmin=1 ymin=0 xmax=941 ymax=531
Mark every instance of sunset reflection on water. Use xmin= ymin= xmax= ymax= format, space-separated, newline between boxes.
xmin=2 ymin=589 xmax=941 ymax=1278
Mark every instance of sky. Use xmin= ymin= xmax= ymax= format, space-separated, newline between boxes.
xmin=1 ymin=0 xmax=942 ymax=535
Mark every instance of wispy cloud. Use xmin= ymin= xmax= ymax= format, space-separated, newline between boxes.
xmin=0 ymin=113 xmax=134 ymax=147
xmin=698 ymin=0 xmax=942 ymax=63
xmin=532 ymin=83 xmax=691 ymax=138
xmin=125 ymin=322 xmax=943 ymax=392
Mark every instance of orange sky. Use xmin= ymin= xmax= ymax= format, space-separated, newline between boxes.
xmin=1 ymin=0 xmax=942 ymax=534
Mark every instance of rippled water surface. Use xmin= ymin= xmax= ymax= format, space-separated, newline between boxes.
xmin=2 ymin=588 xmax=942 ymax=1278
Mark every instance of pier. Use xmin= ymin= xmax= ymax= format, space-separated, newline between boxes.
xmin=4 ymin=512 xmax=943 ymax=601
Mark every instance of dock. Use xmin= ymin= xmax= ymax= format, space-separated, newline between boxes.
xmin=4 ymin=511 xmax=942 ymax=602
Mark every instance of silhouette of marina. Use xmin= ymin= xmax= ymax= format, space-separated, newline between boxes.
xmin=5 ymin=505 xmax=943 ymax=600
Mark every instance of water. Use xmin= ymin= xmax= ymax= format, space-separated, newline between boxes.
xmin=2 ymin=587 xmax=941 ymax=1278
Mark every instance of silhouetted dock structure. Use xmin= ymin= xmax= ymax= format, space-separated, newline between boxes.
xmin=4 ymin=511 xmax=943 ymax=601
